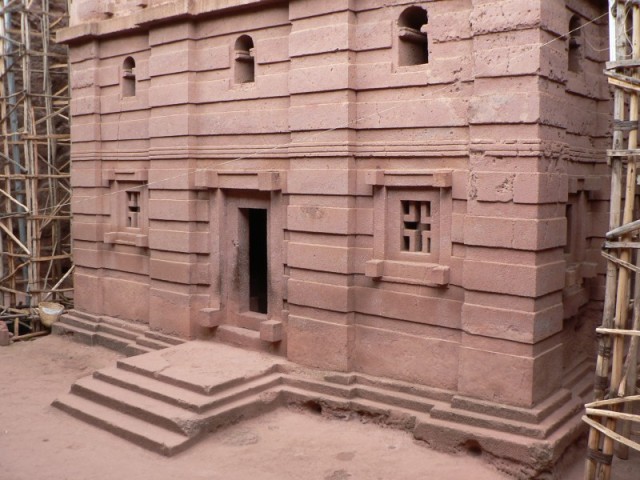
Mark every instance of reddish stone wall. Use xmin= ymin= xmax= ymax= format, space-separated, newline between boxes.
xmin=62 ymin=0 xmax=610 ymax=409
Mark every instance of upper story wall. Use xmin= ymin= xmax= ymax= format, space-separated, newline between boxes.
xmin=61 ymin=0 xmax=610 ymax=152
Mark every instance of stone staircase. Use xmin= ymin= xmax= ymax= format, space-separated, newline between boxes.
xmin=53 ymin=364 xmax=282 ymax=455
xmin=563 ymin=357 xmax=595 ymax=403
xmin=52 ymin=340 xmax=594 ymax=469
xmin=52 ymin=310 xmax=185 ymax=356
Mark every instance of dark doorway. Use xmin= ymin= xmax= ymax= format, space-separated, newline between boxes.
xmin=248 ymin=208 xmax=268 ymax=314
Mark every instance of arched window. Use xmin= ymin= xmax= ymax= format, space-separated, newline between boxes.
xmin=568 ymin=15 xmax=582 ymax=73
xmin=398 ymin=7 xmax=428 ymax=67
xmin=234 ymin=35 xmax=255 ymax=84
xmin=122 ymin=56 xmax=136 ymax=97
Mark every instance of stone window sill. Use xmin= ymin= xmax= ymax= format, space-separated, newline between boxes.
xmin=364 ymin=259 xmax=449 ymax=287
xmin=104 ymin=230 xmax=149 ymax=248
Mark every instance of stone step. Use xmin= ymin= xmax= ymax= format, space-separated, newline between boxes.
xmin=55 ymin=379 xmax=283 ymax=455
xmin=97 ymin=322 xmax=140 ymax=341
xmin=450 ymin=389 xmax=572 ymax=425
xmin=354 ymin=383 xmax=441 ymax=414
xmin=135 ymin=336 xmax=173 ymax=351
xmin=51 ymin=322 xmax=96 ymax=345
xmin=124 ymin=343 xmax=154 ymax=357
xmin=236 ymin=313 xmax=264 ymax=331
xmin=573 ymin=374 xmax=595 ymax=404
xmin=563 ymin=358 xmax=593 ymax=390
xmin=94 ymin=367 xmax=215 ymax=412
xmin=99 ymin=315 xmax=150 ymax=335
xmin=116 ymin=355 xmax=280 ymax=396
xmin=144 ymin=330 xmax=185 ymax=346
xmin=284 ymin=375 xmax=439 ymax=414
xmin=539 ymin=396 xmax=584 ymax=439
xmin=193 ymin=390 xmax=282 ymax=435
xmin=214 ymin=325 xmax=268 ymax=351
xmin=52 ymin=394 xmax=193 ymax=456
xmin=280 ymin=385 xmax=421 ymax=428
xmin=430 ymin=405 xmax=546 ymax=439
xmin=95 ymin=366 xmax=282 ymax=413
xmin=54 ymin=311 xmax=178 ymax=357
xmin=412 ymin=412 xmax=540 ymax=468
xmin=94 ymin=331 xmax=132 ymax=353
xmin=71 ymin=376 xmax=202 ymax=436
xmin=429 ymin=395 xmax=583 ymax=440
xmin=325 ymin=372 xmax=455 ymax=404
xmin=58 ymin=314 xmax=99 ymax=331
xmin=67 ymin=310 xmax=101 ymax=322
xmin=282 ymin=376 xmax=353 ymax=399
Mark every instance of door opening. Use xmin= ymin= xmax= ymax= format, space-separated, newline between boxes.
xmin=247 ymin=208 xmax=268 ymax=314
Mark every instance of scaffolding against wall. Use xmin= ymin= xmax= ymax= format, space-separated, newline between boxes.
xmin=584 ymin=1 xmax=640 ymax=479
xmin=0 ymin=0 xmax=71 ymax=339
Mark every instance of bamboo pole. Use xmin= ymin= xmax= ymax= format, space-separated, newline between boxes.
xmin=0 ymin=0 xmax=72 ymax=325
xmin=615 ymin=245 xmax=640 ymax=460
xmin=585 ymin=2 xmax=633 ymax=478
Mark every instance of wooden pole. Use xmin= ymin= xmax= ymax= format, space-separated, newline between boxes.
xmin=595 ymin=4 xmax=640 ymax=479
xmin=585 ymin=2 xmax=626 ymax=477
xmin=0 ymin=0 xmax=72 ymax=324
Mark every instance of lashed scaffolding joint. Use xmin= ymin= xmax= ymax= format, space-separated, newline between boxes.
xmin=0 ymin=0 xmax=71 ymax=340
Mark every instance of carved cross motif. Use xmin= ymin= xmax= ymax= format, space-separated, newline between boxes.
xmin=401 ymin=200 xmax=432 ymax=253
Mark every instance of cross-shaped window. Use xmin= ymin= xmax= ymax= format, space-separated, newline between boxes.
xmin=127 ymin=190 xmax=141 ymax=228
xmin=401 ymin=200 xmax=432 ymax=253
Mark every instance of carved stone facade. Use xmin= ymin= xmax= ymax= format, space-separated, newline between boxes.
xmin=60 ymin=0 xmax=610 ymax=454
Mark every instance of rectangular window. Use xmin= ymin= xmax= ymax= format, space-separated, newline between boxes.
xmin=103 ymin=172 xmax=149 ymax=248
xmin=364 ymin=169 xmax=452 ymax=286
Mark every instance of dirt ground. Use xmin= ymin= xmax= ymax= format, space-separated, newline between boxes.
xmin=0 ymin=336 xmax=637 ymax=480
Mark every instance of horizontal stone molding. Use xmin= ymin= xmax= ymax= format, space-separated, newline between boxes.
xmin=104 ymin=168 xmax=148 ymax=184
xmin=194 ymin=170 xmax=285 ymax=191
xmin=69 ymin=141 xmax=472 ymax=161
xmin=365 ymin=169 xmax=452 ymax=188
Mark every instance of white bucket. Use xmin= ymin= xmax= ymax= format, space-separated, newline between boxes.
xmin=38 ymin=302 xmax=64 ymax=327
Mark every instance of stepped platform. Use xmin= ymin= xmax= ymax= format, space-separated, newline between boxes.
xmin=53 ymin=340 xmax=594 ymax=479
xmin=52 ymin=310 xmax=185 ymax=356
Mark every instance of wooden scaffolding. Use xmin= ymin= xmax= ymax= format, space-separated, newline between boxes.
xmin=0 ymin=0 xmax=71 ymax=340
xmin=584 ymin=1 xmax=640 ymax=478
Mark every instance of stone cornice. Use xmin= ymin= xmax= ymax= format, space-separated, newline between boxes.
xmin=58 ymin=0 xmax=281 ymax=44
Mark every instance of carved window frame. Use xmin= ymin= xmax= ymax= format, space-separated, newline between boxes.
xmin=103 ymin=169 xmax=149 ymax=248
xmin=365 ymin=170 xmax=452 ymax=286
xmin=563 ymin=175 xmax=601 ymax=317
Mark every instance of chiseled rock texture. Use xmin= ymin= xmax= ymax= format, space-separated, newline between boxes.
xmin=59 ymin=0 xmax=610 ymax=473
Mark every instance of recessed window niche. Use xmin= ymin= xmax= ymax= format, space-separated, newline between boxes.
xmin=397 ymin=6 xmax=429 ymax=67
xmin=122 ymin=56 xmax=136 ymax=97
xmin=234 ymin=35 xmax=255 ymax=84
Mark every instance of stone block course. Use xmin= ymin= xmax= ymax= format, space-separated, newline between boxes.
xmin=289 ymin=23 xmax=350 ymax=57
xmin=463 ymin=260 xmax=565 ymax=297
xmin=287 ymin=315 xmax=353 ymax=371
xmin=354 ymin=325 xmax=459 ymax=390
xmin=464 ymin=216 xmax=566 ymax=250
xmin=462 ymin=302 xmax=564 ymax=344
xmin=60 ymin=1 xmax=610 ymax=470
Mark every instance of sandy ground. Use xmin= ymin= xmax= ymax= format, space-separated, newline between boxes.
xmin=0 ymin=335 xmax=638 ymax=480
